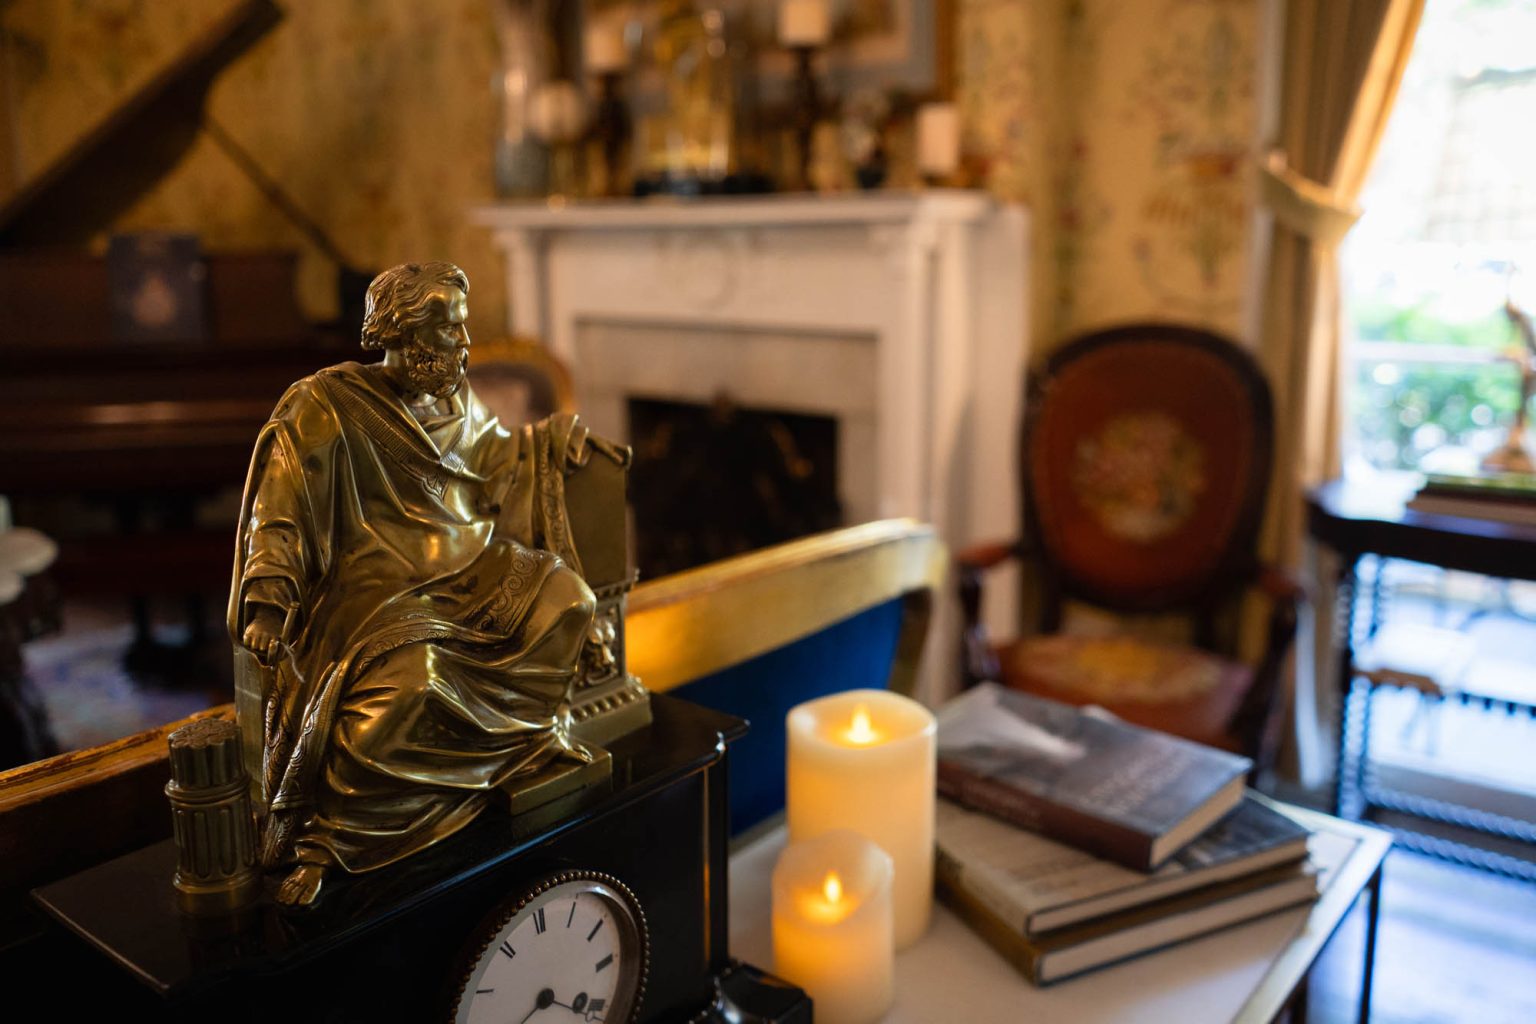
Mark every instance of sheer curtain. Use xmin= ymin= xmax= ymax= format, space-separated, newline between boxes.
xmin=1255 ymin=0 xmax=1425 ymax=785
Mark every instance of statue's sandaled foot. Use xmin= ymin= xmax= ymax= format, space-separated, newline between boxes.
xmin=276 ymin=863 xmax=326 ymax=907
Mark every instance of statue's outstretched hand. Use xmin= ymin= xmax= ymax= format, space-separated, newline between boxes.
xmin=242 ymin=608 xmax=287 ymax=666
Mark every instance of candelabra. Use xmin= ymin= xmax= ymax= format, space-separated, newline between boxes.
xmin=590 ymin=71 xmax=633 ymax=198
xmin=790 ymin=45 xmax=821 ymax=192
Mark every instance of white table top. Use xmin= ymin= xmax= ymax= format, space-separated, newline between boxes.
xmin=727 ymin=807 xmax=1390 ymax=1023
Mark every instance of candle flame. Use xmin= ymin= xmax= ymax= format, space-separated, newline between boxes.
xmin=845 ymin=704 xmax=877 ymax=745
xmin=822 ymin=871 xmax=844 ymax=904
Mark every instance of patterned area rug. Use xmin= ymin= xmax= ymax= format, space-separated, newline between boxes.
xmin=22 ymin=602 xmax=230 ymax=753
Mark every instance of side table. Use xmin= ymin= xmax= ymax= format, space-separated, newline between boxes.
xmin=729 ymin=804 xmax=1390 ymax=1023
xmin=1306 ymin=477 xmax=1536 ymax=881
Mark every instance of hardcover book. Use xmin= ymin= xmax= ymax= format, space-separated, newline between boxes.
xmin=936 ymin=792 xmax=1310 ymax=935
xmin=1420 ymin=471 xmax=1536 ymax=501
xmin=1405 ymin=492 xmax=1536 ymax=526
xmin=936 ymin=853 xmax=1321 ymax=986
xmin=1408 ymin=472 xmax=1536 ymax=524
xmin=936 ymin=683 xmax=1250 ymax=870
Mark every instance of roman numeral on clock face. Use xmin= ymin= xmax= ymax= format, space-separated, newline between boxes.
xmin=499 ymin=941 xmax=516 ymax=960
xmin=595 ymin=953 xmax=614 ymax=972
xmin=587 ymin=919 xmax=604 ymax=942
xmin=533 ymin=907 xmax=547 ymax=934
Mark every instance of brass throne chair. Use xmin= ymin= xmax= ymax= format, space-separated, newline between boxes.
xmin=959 ymin=324 xmax=1304 ymax=781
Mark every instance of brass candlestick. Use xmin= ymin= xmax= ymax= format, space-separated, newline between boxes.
xmin=590 ymin=71 xmax=633 ymax=198
xmin=790 ymin=45 xmax=820 ymax=192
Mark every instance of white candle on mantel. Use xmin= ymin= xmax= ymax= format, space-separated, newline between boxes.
xmin=529 ymin=80 xmax=587 ymax=144
xmin=787 ymin=688 xmax=936 ymax=949
xmin=915 ymin=102 xmax=961 ymax=179
xmin=584 ymin=21 xmax=627 ymax=76
xmin=778 ymin=0 xmax=831 ymax=47
xmin=773 ymin=829 xmax=895 ymax=1024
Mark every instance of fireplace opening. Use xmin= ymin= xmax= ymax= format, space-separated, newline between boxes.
xmin=627 ymin=396 xmax=842 ymax=580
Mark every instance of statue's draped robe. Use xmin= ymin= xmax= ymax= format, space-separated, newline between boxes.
xmin=228 ymin=362 xmax=597 ymax=874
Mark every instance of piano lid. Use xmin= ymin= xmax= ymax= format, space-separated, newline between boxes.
xmin=0 ymin=0 xmax=282 ymax=247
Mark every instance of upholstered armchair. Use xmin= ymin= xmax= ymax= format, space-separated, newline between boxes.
xmin=959 ymin=324 xmax=1304 ymax=782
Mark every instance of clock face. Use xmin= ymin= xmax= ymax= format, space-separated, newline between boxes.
xmin=453 ymin=873 xmax=647 ymax=1024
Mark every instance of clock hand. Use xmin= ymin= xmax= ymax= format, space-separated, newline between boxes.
xmin=551 ymin=992 xmax=606 ymax=1023
xmin=518 ymin=987 xmax=557 ymax=1024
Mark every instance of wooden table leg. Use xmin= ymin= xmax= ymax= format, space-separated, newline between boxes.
xmin=1333 ymin=556 xmax=1361 ymax=817
xmin=1358 ymin=862 xmax=1384 ymax=1024
xmin=1289 ymin=971 xmax=1310 ymax=1023
xmin=1366 ymin=554 xmax=1386 ymax=641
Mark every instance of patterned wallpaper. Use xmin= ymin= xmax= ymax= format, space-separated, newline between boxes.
xmin=959 ymin=0 xmax=1260 ymax=350
xmin=3 ymin=0 xmax=508 ymax=336
xmin=3 ymin=0 xmax=1259 ymax=351
xmin=956 ymin=0 xmax=1065 ymax=356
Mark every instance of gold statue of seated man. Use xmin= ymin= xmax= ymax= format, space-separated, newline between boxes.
xmin=229 ymin=262 xmax=625 ymax=907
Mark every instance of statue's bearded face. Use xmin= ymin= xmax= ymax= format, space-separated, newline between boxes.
xmin=403 ymin=337 xmax=467 ymax=398
xmin=401 ymin=287 xmax=471 ymax=398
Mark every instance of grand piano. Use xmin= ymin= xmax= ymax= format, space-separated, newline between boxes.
xmin=0 ymin=0 xmax=358 ymax=611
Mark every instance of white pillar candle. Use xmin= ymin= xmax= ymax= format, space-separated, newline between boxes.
xmin=915 ymin=102 xmax=961 ymax=179
xmin=529 ymin=80 xmax=588 ymax=144
xmin=778 ymin=0 xmax=831 ymax=47
xmin=584 ymin=21 xmax=627 ymax=76
xmin=772 ymin=829 xmax=895 ymax=1024
xmin=787 ymin=688 xmax=936 ymax=948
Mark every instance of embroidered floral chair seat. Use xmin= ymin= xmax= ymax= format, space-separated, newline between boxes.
xmin=959 ymin=325 xmax=1303 ymax=780
xmin=1000 ymin=634 xmax=1251 ymax=751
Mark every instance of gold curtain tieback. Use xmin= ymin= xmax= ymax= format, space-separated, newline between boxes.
xmin=1259 ymin=150 xmax=1361 ymax=248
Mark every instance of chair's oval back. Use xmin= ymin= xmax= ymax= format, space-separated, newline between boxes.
xmin=467 ymin=335 xmax=575 ymax=427
xmin=1025 ymin=324 xmax=1272 ymax=614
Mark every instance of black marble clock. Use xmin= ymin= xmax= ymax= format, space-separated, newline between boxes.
xmin=27 ymin=695 xmax=809 ymax=1023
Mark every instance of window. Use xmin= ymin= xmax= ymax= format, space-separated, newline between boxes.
xmin=1342 ymin=0 xmax=1536 ymax=477
xmin=1337 ymin=0 xmax=1536 ymax=816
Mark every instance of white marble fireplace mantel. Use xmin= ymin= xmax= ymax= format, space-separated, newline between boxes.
xmin=473 ymin=192 xmax=1029 ymax=691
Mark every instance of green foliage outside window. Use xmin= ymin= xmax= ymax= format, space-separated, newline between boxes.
xmin=1348 ymin=297 xmax=1525 ymax=471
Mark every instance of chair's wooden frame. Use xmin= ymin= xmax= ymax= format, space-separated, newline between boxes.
xmin=0 ymin=518 xmax=944 ymax=943
xmin=468 ymin=334 xmax=577 ymax=417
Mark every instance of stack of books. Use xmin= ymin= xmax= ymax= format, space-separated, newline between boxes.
xmin=1406 ymin=471 xmax=1536 ymax=526
xmin=934 ymin=683 xmax=1319 ymax=986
